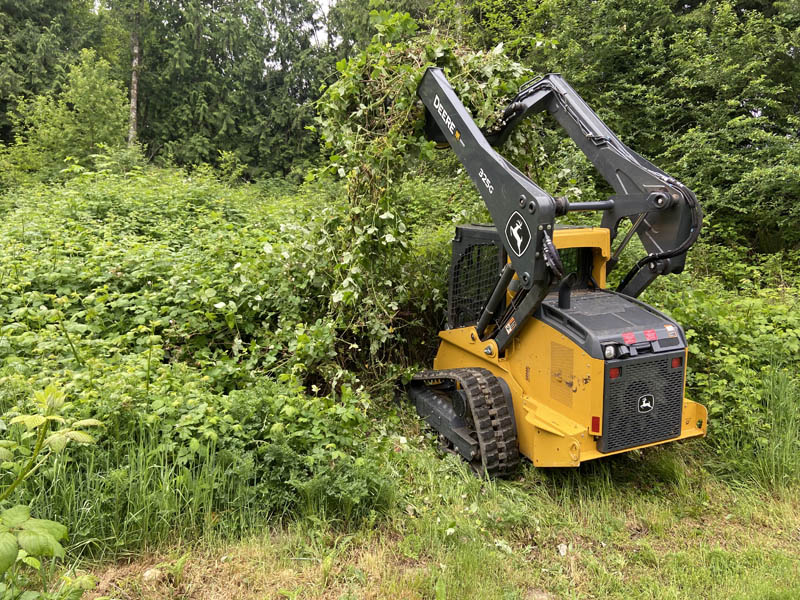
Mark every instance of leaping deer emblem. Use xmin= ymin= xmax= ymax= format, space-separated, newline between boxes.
xmin=509 ymin=219 xmax=524 ymax=255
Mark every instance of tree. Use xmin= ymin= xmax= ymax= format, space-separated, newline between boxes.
xmin=123 ymin=0 xmax=328 ymax=177
xmin=127 ymin=0 xmax=145 ymax=144
xmin=7 ymin=49 xmax=129 ymax=177
xmin=325 ymin=0 xmax=433 ymax=58
xmin=0 ymin=1 xmax=101 ymax=142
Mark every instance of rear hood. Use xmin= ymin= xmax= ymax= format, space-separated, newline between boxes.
xmin=534 ymin=289 xmax=686 ymax=360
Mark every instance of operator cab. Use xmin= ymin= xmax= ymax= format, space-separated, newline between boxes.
xmin=447 ymin=223 xmax=609 ymax=331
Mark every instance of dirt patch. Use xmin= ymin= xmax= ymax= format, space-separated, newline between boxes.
xmin=86 ymin=535 xmax=426 ymax=600
xmin=88 ymin=548 xmax=303 ymax=600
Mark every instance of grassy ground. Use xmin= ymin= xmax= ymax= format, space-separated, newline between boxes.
xmin=87 ymin=429 xmax=800 ymax=600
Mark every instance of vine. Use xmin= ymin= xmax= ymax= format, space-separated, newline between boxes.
xmin=312 ymin=14 xmax=540 ymax=378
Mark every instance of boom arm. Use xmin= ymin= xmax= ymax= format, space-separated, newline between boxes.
xmin=492 ymin=74 xmax=703 ymax=294
xmin=416 ymin=68 xmax=702 ymax=351
xmin=417 ymin=68 xmax=558 ymax=352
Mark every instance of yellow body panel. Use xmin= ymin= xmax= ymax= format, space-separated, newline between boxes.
xmin=432 ymin=227 xmax=708 ymax=467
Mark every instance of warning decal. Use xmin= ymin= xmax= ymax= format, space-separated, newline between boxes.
xmin=504 ymin=317 xmax=517 ymax=335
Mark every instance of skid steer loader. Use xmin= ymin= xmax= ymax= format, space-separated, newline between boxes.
xmin=408 ymin=68 xmax=707 ymax=476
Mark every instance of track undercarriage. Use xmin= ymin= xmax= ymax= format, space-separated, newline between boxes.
xmin=408 ymin=368 xmax=520 ymax=477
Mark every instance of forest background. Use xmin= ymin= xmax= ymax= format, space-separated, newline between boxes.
xmin=0 ymin=0 xmax=798 ymax=598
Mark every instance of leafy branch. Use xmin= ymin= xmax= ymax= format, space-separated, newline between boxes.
xmin=0 ymin=385 xmax=102 ymax=591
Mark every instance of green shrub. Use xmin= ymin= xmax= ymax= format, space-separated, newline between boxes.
xmin=646 ymin=274 xmax=800 ymax=484
xmin=0 ymin=166 xmax=397 ymax=555
xmin=0 ymin=385 xmax=100 ymax=597
xmin=3 ymin=49 xmax=128 ymax=184
xmin=2 ymin=366 xmax=393 ymax=554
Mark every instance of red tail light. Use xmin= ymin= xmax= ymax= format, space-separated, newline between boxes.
xmin=671 ymin=357 xmax=682 ymax=368
xmin=591 ymin=416 xmax=600 ymax=433
xmin=609 ymin=367 xmax=621 ymax=380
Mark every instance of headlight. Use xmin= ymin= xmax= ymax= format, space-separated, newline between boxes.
xmin=604 ymin=345 xmax=616 ymax=360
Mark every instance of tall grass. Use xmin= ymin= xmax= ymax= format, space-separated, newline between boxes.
xmin=14 ymin=368 xmax=795 ymax=562
xmin=752 ymin=368 xmax=800 ymax=489
xmin=24 ymin=431 xmax=268 ymax=558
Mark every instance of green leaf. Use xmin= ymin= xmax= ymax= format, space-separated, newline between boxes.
xmin=72 ymin=419 xmax=103 ymax=428
xmin=9 ymin=415 xmax=46 ymax=431
xmin=64 ymin=430 xmax=94 ymax=444
xmin=0 ymin=532 xmax=17 ymax=577
xmin=1 ymin=505 xmax=30 ymax=528
xmin=21 ymin=555 xmax=41 ymax=570
xmin=44 ymin=433 xmax=69 ymax=453
xmin=17 ymin=529 xmax=64 ymax=558
xmin=35 ymin=384 xmax=65 ymax=411
xmin=21 ymin=519 xmax=67 ymax=541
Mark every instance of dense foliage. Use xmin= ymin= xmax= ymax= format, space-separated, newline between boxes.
xmin=1 ymin=0 xmax=797 ymax=248
xmin=648 ymin=258 xmax=800 ymax=484
xmin=313 ymin=15 xmax=546 ymax=379
xmin=0 ymin=162 xmax=397 ymax=572
xmin=0 ymin=386 xmax=99 ymax=596
xmin=0 ymin=1 xmax=798 ymax=596
xmin=131 ymin=0 xmax=329 ymax=176
xmin=1 ymin=50 xmax=129 ymax=184
xmin=0 ymin=0 xmax=102 ymax=141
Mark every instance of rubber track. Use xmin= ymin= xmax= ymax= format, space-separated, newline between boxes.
xmin=411 ymin=368 xmax=520 ymax=477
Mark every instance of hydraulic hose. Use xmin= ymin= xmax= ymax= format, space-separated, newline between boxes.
xmin=616 ymin=185 xmax=703 ymax=294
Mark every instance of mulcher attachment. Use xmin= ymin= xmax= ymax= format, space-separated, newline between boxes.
xmin=408 ymin=368 xmax=519 ymax=477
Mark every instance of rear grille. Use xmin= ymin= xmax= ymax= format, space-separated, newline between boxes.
xmin=599 ymin=352 xmax=684 ymax=453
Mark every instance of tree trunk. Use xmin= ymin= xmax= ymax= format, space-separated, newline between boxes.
xmin=127 ymin=2 xmax=141 ymax=145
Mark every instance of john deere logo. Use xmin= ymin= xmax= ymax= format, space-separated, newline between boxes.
xmin=638 ymin=394 xmax=655 ymax=413
xmin=505 ymin=211 xmax=531 ymax=257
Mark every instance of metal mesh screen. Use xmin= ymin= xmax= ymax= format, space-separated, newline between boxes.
xmin=599 ymin=352 xmax=684 ymax=453
xmin=449 ymin=242 xmax=502 ymax=329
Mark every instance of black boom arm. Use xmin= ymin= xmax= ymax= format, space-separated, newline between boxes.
xmin=417 ymin=68 xmax=558 ymax=352
xmin=417 ymin=68 xmax=702 ymax=351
